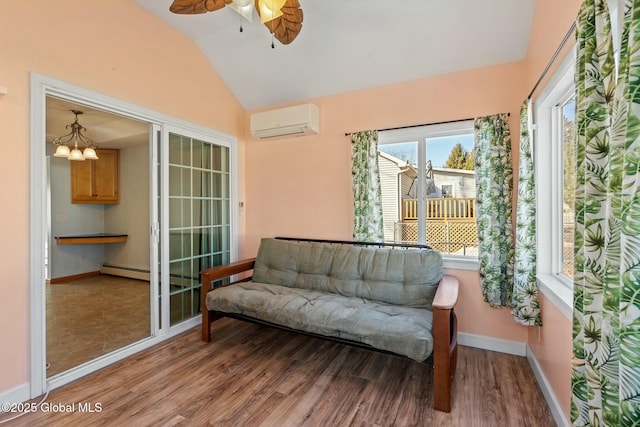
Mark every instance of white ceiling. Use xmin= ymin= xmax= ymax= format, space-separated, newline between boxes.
xmin=46 ymin=1 xmax=537 ymax=146
xmin=135 ymin=0 xmax=537 ymax=110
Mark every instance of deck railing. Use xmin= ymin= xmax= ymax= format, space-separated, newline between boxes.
xmin=397 ymin=197 xmax=477 ymax=255
xmin=395 ymin=220 xmax=478 ymax=255
xmin=402 ymin=197 xmax=476 ymax=221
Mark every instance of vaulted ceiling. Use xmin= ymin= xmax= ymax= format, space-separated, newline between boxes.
xmin=46 ymin=1 xmax=537 ymax=146
xmin=135 ymin=0 xmax=537 ymax=110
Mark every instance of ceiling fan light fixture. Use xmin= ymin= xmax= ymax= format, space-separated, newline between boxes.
xmin=229 ymin=0 xmax=254 ymax=22
xmin=258 ymin=0 xmax=285 ymax=23
xmin=168 ymin=0 xmax=303 ymax=45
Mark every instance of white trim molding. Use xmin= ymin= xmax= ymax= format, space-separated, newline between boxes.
xmin=527 ymin=345 xmax=571 ymax=427
xmin=0 ymin=383 xmax=30 ymax=408
xmin=461 ymin=334 xmax=568 ymax=425
xmin=443 ymin=256 xmax=479 ymax=272
xmin=537 ymin=275 xmax=573 ymax=320
xmin=458 ymin=332 xmax=527 ymax=356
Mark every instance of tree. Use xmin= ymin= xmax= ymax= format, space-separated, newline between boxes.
xmin=444 ymin=143 xmax=474 ymax=170
xmin=462 ymin=149 xmax=475 ymax=170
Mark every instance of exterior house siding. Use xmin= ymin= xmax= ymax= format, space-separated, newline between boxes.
xmin=378 ymin=153 xmax=401 ymax=242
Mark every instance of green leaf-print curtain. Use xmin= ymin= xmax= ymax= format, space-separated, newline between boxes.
xmin=351 ymin=130 xmax=384 ymax=241
xmin=474 ymin=114 xmax=515 ymax=307
xmin=513 ymin=100 xmax=541 ymax=325
xmin=571 ymin=0 xmax=640 ymax=425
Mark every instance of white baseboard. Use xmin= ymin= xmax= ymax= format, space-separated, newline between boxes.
xmin=527 ymin=345 xmax=570 ymax=427
xmin=458 ymin=332 xmax=527 ymax=356
xmin=100 ymin=265 xmax=150 ymax=281
xmin=0 ymin=383 xmax=30 ymax=409
xmin=459 ymin=334 xmax=566 ymax=426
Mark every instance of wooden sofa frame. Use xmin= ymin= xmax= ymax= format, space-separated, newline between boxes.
xmin=200 ymin=240 xmax=459 ymax=413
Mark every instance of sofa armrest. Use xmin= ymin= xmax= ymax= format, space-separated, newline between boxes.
xmin=200 ymin=258 xmax=256 ymax=342
xmin=201 ymin=258 xmax=256 ymax=287
xmin=432 ymin=274 xmax=459 ymax=412
xmin=433 ymin=274 xmax=459 ymax=310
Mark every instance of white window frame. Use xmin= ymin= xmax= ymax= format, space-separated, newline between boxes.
xmin=534 ymin=51 xmax=575 ymax=319
xmin=533 ymin=0 xmax=623 ymax=321
xmin=379 ymin=120 xmax=478 ymax=271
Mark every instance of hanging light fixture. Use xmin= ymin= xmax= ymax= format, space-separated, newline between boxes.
xmin=52 ymin=110 xmax=99 ymax=161
xmin=229 ymin=0 xmax=254 ymax=26
xmin=170 ymin=0 xmax=303 ymax=46
xmin=257 ymin=0 xmax=286 ymax=23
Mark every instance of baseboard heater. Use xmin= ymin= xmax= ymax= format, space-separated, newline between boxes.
xmin=100 ymin=264 xmax=150 ymax=281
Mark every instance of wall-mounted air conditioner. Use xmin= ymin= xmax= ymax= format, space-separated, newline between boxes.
xmin=250 ymin=103 xmax=320 ymax=140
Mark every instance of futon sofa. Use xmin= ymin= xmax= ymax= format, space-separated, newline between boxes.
xmin=200 ymin=237 xmax=459 ymax=412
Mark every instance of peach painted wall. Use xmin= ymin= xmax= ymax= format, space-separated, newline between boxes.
xmin=447 ymin=269 xmax=526 ymax=341
xmin=525 ymin=0 xmax=582 ymax=422
xmin=243 ymin=2 xmax=584 ymax=421
xmin=245 ymin=61 xmax=531 ymax=344
xmin=526 ymin=0 xmax=583 ymax=95
xmin=245 ymin=61 xmax=529 ymax=253
xmin=528 ymin=295 xmax=573 ymax=421
xmin=0 ymin=1 xmax=245 ymax=395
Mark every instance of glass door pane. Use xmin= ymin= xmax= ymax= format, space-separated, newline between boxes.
xmin=45 ymin=99 xmax=154 ymax=377
xmin=167 ymin=132 xmax=230 ymax=325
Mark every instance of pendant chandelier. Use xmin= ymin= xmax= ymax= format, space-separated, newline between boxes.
xmin=52 ymin=110 xmax=99 ymax=161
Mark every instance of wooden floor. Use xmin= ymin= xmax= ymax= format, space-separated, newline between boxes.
xmin=4 ymin=319 xmax=555 ymax=426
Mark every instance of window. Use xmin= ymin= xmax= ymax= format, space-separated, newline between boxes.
xmin=378 ymin=121 xmax=477 ymax=261
xmin=560 ymin=96 xmax=576 ymax=279
xmin=534 ymin=50 xmax=576 ymax=316
xmin=441 ymin=184 xmax=454 ymax=198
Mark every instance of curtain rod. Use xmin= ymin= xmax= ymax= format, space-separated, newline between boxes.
xmin=345 ymin=22 xmax=576 ymax=138
xmin=344 ymin=113 xmax=510 ymax=137
xmin=345 ymin=117 xmax=472 ymax=137
xmin=527 ymin=21 xmax=576 ymax=100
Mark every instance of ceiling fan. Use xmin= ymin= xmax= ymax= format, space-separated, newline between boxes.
xmin=169 ymin=0 xmax=303 ymax=46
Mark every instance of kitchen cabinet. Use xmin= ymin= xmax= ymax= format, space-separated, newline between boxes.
xmin=70 ymin=148 xmax=119 ymax=204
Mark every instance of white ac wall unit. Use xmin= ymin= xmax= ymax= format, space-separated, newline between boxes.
xmin=250 ymin=103 xmax=319 ymax=140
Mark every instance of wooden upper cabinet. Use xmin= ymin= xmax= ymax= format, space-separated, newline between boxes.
xmin=71 ymin=149 xmax=119 ymax=204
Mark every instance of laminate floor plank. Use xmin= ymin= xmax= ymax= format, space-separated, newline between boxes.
xmin=2 ymin=318 xmax=556 ymax=427
xmin=391 ymin=360 xmax=434 ymax=426
xmin=350 ymin=356 xmax=414 ymax=427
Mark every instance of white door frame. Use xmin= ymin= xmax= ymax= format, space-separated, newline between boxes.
xmin=160 ymin=124 xmax=238 ymax=330
xmin=29 ymin=73 xmax=238 ymax=397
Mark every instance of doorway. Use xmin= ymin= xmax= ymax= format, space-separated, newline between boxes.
xmin=45 ymin=96 xmax=152 ymax=377
xmin=30 ymin=74 xmax=238 ymax=397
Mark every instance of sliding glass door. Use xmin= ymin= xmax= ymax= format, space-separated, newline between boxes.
xmin=30 ymin=75 xmax=238 ymax=396
xmin=166 ymin=130 xmax=231 ymax=326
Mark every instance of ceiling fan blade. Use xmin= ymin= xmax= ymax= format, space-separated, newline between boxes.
xmin=261 ymin=0 xmax=303 ymax=45
xmin=170 ymin=0 xmax=232 ymax=14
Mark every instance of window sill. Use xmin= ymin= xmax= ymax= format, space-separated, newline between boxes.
xmin=536 ymin=274 xmax=573 ymax=320
xmin=443 ymin=255 xmax=479 ymax=271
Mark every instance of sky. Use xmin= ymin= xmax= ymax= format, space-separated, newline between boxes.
xmin=378 ymin=134 xmax=475 ymax=168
